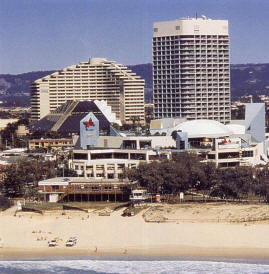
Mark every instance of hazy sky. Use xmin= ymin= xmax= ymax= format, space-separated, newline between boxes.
xmin=1 ymin=0 xmax=269 ymax=74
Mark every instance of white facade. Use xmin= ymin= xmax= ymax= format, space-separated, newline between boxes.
xmin=153 ymin=17 xmax=231 ymax=123
xmin=94 ymin=100 xmax=122 ymax=126
xmin=97 ymin=136 xmax=176 ymax=149
xmin=205 ymin=136 xmax=264 ymax=167
xmin=170 ymin=119 xmax=265 ymax=167
xmin=31 ymin=58 xmax=145 ymax=125
xmin=70 ymin=148 xmax=171 ymax=179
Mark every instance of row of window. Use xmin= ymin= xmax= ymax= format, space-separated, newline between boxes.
xmin=73 ymin=152 xmax=147 ymax=161
xmin=153 ymin=35 xmax=228 ymax=40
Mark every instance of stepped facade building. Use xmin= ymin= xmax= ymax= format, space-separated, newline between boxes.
xmin=153 ymin=17 xmax=231 ymax=123
xmin=31 ymin=58 xmax=145 ymax=125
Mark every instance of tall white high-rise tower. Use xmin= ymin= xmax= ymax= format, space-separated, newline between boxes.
xmin=153 ymin=17 xmax=231 ymax=123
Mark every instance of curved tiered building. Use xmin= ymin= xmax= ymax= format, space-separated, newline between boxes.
xmin=31 ymin=58 xmax=145 ymax=125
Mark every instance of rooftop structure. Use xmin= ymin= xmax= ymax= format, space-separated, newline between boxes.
xmin=31 ymin=100 xmax=113 ymax=135
xmin=153 ymin=17 xmax=231 ymax=123
xmin=149 ymin=102 xmax=267 ymax=167
xmin=31 ymin=58 xmax=145 ymax=125
xmin=172 ymin=119 xmax=265 ymax=167
xmin=168 ymin=119 xmax=233 ymax=138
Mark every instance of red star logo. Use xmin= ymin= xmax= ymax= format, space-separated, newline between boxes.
xmin=83 ymin=118 xmax=94 ymax=130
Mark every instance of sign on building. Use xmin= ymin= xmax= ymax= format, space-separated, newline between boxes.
xmin=80 ymin=112 xmax=99 ymax=149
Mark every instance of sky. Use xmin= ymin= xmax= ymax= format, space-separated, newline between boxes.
xmin=0 ymin=0 xmax=269 ymax=74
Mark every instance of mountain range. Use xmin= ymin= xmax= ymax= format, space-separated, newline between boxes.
xmin=0 ymin=63 xmax=269 ymax=106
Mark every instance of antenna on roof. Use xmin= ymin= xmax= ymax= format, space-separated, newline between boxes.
xmin=195 ymin=12 xmax=198 ymax=19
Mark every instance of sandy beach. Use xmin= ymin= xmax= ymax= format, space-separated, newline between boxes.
xmin=1 ymin=203 xmax=269 ymax=259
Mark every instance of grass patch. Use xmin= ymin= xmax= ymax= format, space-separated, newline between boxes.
xmin=24 ymin=202 xmax=128 ymax=211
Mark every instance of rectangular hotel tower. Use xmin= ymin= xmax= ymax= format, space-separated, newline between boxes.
xmin=153 ymin=17 xmax=231 ymax=123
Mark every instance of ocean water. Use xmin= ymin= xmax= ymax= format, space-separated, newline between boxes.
xmin=0 ymin=258 xmax=269 ymax=274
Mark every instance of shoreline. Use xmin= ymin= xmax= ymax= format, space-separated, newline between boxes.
xmin=1 ymin=246 xmax=269 ymax=262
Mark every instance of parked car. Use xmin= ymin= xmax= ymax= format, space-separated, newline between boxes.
xmin=66 ymin=237 xmax=77 ymax=247
xmin=48 ymin=239 xmax=58 ymax=247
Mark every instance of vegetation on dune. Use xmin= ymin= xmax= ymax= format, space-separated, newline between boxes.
xmin=0 ymin=195 xmax=12 ymax=210
xmin=1 ymin=151 xmax=269 ymax=204
xmin=0 ymin=159 xmax=76 ymax=199
xmin=23 ymin=202 xmax=127 ymax=211
xmin=125 ymin=152 xmax=269 ymax=202
xmin=1 ymin=159 xmax=56 ymax=199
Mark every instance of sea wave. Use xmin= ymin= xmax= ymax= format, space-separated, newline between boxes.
xmin=0 ymin=260 xmax=269 ymax=274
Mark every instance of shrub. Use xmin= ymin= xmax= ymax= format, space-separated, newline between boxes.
xmin=0 ymin=195 xmax=12 ymax=210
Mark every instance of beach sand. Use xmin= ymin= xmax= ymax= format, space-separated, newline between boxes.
xmin=1 ymin=203 xmax=269 ymax=259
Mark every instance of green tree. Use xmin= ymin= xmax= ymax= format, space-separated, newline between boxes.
xmin=254 ymin=167 xmax=269 ymax=202
xmin=56 ymin=167 xmax=77 ymax=177
xmin=125 ymin=161 xmax=164 ymax=193
xmin=2 ymin=159 xmax=57 ymax=198
xmin=0 ymin=195 xmax=11 ymax=210
xmin=125 ymin=152 xmax=208 ymax=195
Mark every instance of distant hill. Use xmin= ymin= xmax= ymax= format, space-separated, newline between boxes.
xmin=0 ymin=71 xmax=56 ymax=106
xmin=0 ymin=63 xmax=269 ymax=106
xmin=127 ymin=63 xmax=152 ymax=88
xmin=230 ymin=63 xmax=269 ymax=98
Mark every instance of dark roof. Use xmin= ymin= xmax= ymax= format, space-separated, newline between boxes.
xmin=51 ymin=101 xmax=74 ymax=114
xmin=31 ymin=115 xmax=61 ymax=132
xmin=31 ymin=101 xmax=111 ymax=134
xmin=58 ymin=113 xmax=110 ymax=133
xmin=72 ymin=101 xmax=100 ymax=114
xmin=58 ymin=115 xmax=84 ymax=133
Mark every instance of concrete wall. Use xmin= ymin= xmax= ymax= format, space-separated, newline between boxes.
xmin=98 ymin=136 xmax=176 ymax=149
xmin=154 ymin=17 xmax=228 ymax=37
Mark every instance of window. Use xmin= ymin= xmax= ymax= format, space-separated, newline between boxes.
xmin=130 ymin=153 xmax=146 ymax=160
xmin=154 ymin=28 xmax=158 ymax=33
xmin=73 ymin=153 xmax=88 ymax=160
xmin=218 ymin=152 xmax=239 ymax=159
xmin=139 ymin=141 xmax=151 ymax=149
xmin=52 ymin=185 xmax=59 ymax=191
xmin=108 ymin=174 xmax=114 ymax=179
xmin=114 ymin=153 xmax=128 ymax=159
xmin=175 ymin=25 xmax=180 ymax=30
xmin=208 ymin=154 xmax=215 ymax=159
xmin=219 ymin=162 xmax=239 ymax=168
xmin=91 ymin=153 xmax=112 ymax=160
xmin=242 ymin=151 xmax=253 ymax=158
xmin=179 ymin=141 xmax=185 ymax=150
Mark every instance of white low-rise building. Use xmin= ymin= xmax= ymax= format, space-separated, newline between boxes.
xmin=70 ymin=148 xmax=171 ymax=179
xmin=173 ymin=119 xmax=266 ymax=167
